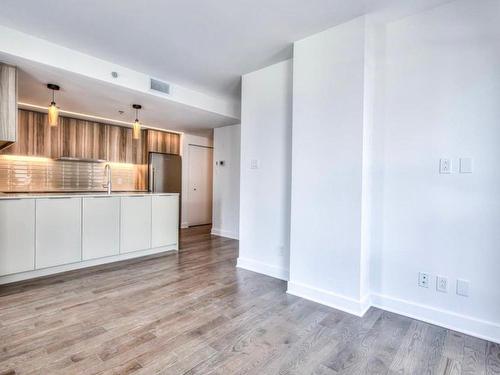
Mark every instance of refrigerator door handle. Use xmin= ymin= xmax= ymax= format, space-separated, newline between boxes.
xmin=152 ymin=167 xmax=156 ymax=192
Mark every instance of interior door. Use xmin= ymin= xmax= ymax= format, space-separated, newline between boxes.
xmin=188 ymin=145 xmax=213 ymax=226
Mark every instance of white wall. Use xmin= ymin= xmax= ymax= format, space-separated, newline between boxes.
xmin=238 ymin=0 xmax=500 ymax=343
xmin=370 ymin=0 xmax=500 ymax=342
xmin=180 ymin=132 xmax=213 ymax=228
xmin=238 ymin=60 xmax=293 ymax=281
xmin=212 ymin=125 xmax=241 ymax=239
xmin=288 ymin=17 xmax=371 ymax=316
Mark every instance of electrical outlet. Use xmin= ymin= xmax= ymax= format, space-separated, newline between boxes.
xmin=440 ymin=159 xmax=452 ymax=174
xmin=278 ymin=245 xmax=285 ymax=256
xmin=418 ymin=272 xmax=430 ymax=288
xmin=436 ymin=276 xmax=448 ymax=293
xmin=457 ymin=279 xmax=470 ymax=297
xmin=250 ymin=159 xmax=260 ymax=169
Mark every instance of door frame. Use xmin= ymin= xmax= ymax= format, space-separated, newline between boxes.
xmin=187 ymin=144 xmax=214 ymax=227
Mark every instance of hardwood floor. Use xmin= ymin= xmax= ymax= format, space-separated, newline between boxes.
xmin=1 ymin=225 xmax=498 ymax=374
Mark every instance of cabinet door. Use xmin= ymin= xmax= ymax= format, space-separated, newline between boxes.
xmin=0 ymin=64 xmax=17 ymax=149
xmin=0 ymin=199 xmax=35 ymax=276
xmin=60 ymin=118 xmax=108 ymax=160
xmin=82 ymin=197 xmax=120 ymax=260
xmin=36 ymin=198 xmax=82 ymax=269
xmin=120 ymin=196 xmax=151 ymax=253
xmin=146 ymin=130 xmax=180 ymax=155
xmin=151 ymin=195 xmax=179 ymax=248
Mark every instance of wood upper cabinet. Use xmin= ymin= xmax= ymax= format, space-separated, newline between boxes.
xmin=1 ymin=109 xmax=179 ymax=163
xmin=147 ymin=129 xmax=180 ymax=155
xmin=107 ymin=126 xmax=146 ymax=164
xmin=60 ymin=117 xmax=108 ymax=160
xmin=0 ymin=64 xmax=17 ymax=150
xmin=2 ymin=110 xmax=60 ymax=158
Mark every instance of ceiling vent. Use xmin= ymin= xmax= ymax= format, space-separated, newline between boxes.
xmin=150 ymin=78 xmax=171 ymax=95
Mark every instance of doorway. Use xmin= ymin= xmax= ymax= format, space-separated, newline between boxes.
xmin=187 ymin=144 xmax=213 ymax=226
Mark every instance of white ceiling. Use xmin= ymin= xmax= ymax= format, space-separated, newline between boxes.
xmin=0 ymin=53 xmax=237 ymax=134
xmin=0 ymin=0 xmax=453 ymax=102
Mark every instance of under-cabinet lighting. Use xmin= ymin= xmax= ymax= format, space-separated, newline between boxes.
xmin=17 ymin=102 xmax=183 ymax=135
xmin=0 ymin=155 xmax=52 ymax=162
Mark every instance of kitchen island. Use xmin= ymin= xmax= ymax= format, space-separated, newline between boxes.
xmin=0 ymin=192 xmax=179 ymax=284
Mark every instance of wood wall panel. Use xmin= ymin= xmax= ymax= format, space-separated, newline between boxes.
xmin=1 ymin=110 xmax=180 ymax=163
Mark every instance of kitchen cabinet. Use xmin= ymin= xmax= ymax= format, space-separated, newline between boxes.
xmin=151 ymin=195 xmax=179 ymax=248
xmin=107 ymin=125 xmax=146 ymax=164
xmin=0 ymin=193 xmax=179 ymax=285
xmin=120 ymin=195 xmax=151 ymax=253
xmin=146 ymin=130 xmax=180 ymax=155
xmin=2 ymin=109 xmax=179 ymax=162
xmin=82 ymin=196 xmax=120 ymax=260
xmin=0 ymin=64 xmax=17 ymax=150
xmin=60 ymin=118 xmax=108 ymax=160
xmin=36 ymin=198 xmax=82 ymax=269
xmin=1 ymin=110 xmax=60 ymax=158
xmin=0 ymin=199 xmax=35 ymax=275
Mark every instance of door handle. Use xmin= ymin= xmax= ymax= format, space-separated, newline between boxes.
xmin=152 ymin=168 xmax=155 ymax=192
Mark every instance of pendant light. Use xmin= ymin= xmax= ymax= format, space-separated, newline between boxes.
xmin=132 ymin=104 xmax=142 ymax=140
xmin=47 ymin=84 xmax=60 ymax=127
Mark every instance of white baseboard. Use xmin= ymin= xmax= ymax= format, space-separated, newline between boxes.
xmin=181 ymin=222 xmax=189 ymax=229
xmin=0 ymin=244 xmax=178 ymax=285
xmin=236 ymin=257 xmax=289 ymax=281
xmin=287 ymin=281 xmax=371 ymax=317
xmin=371 ymin=293 xmax=500 ymax=344
xmin=211 ymin=228 xmax=239 ymax=240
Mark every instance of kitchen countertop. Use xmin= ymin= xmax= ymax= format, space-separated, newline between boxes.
xmin=0 ymin=192 xmax=179 ymax=200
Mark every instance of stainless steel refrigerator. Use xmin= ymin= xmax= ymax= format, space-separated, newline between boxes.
xmin=148 ymin=152 xmax=182 ymax=193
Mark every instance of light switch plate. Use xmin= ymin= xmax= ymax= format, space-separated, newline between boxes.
xmin=457 ymin=279 xmax=470 ymax=297
xmin=460 ymin=158 xmax=473 ymax=173
xmin=440 ymin=159 xmax=452 ymax=174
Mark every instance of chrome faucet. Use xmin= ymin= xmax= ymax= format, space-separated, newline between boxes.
xmin=103 ymin=164 xmax=112 ymax=195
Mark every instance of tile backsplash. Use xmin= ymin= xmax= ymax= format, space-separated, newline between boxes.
xmin=0 ymin=155 xmax=147 ymax=192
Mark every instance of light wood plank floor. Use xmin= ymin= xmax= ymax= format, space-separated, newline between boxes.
xmin=1 ymin=225 xmax=499 ymax=374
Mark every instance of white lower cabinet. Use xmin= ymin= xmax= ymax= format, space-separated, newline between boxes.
xmin=0 ymin=194 xmax=179 ymax=284
xmin=83 ymin=197 xmax=120 ymax=260
xmin=36 ymin=198 xmax=82 ymax=269
xmin=0 ymin=199 xmax=35 ymax=276
xmin=152 ymin=195 xmax=179 ymax=248
xmin=120 ymin=196 xmax=152 ymax=253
